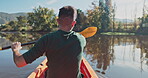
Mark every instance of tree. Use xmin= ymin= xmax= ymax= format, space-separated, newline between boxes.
xmin=74 ymin=9 xmax=88 ymax=31
xmin=86 ymin=1 xmax=112 ymax=33
xmin=86 ymin=2 xmax=101 ymax=28
xmin=76 ymin=9 xmax=87 ymax=26
xmin=99 ymin=0 xmax=112 ymax=32
xmin=111 ymin=2 xmax=116 ymax=32
xmin=27 ymin=6 xmax=58 ymax=31
xmin=8 ymin=21 xmax=17 ymax=31
xmin=17 ymin=16 xmax=28 ymax=31
xmin=1 ymin=24 xmax=12 ymax=31
xmin=117 ymin=21 xmax=122 ymax=31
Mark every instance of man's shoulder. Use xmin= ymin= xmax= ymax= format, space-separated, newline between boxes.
xmin=74 ymin=32 xmax=85 ymax=39
xmin=74 ymin=31 xmax=86 ymax=45
xmin=38 ymin=31 xmax=57 ymax=41
xmin=44 ymin=31 xmax=59 ymax=37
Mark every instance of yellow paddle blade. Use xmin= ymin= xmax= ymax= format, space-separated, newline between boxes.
xmin=79 ymin=27 xmax=97 ymax=38
xmin=0 ymin=47 xmax=2 ymax=50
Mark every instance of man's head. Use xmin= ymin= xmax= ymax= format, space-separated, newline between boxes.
xmin=57 ymin=6 xmax=77 ymax=30
xmin=58 ymin=6 xmax=77 ymax=20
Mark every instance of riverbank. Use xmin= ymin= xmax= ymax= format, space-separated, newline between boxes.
xmin=101 ymin=32 xmax=148 ymax=35
xmin=1 ymin=29 xmax=148 ymax=36
xmin=101 ymin=32 xmax=135 ymax=35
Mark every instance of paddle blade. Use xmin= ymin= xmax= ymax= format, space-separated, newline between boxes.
xmin=79 ymin=27 xmax=97 ymax=38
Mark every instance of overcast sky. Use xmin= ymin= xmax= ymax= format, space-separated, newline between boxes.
xmin=0 ymin=0 xmax=147 ymax=19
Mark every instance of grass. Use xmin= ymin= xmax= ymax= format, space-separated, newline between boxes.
xmin=101 ymin=32 xmax=135 ymax=35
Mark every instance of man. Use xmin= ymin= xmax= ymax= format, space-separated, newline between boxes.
xmin=11 ymin=6 xmax=86 ymax=78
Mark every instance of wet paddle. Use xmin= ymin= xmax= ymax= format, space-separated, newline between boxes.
xmin=0 ymin=27 xmax=97 ymax=50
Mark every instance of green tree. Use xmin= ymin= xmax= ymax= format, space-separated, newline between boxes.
xmin=76 ymin=9 xmax=87 ymax=26
xmin=8 ymin=21 xmax=17 ymax=31
xmin=86 ymin=2 xmax=101 ymax=28
xmin=1 ymin=24 xmax=12 ymax=31
xmin=117 ymin=21 xmax=122 ymax=31
xmin=27 ymin=6 xmax=58 ymax=31
xmin=99 ymin=0 xmax=111 ymax=32
xmin=139 ymin=15 xmax=148 ymax=28
xmin=86 ymin=1 xmax=112 ymax=33
xmin=74 ymin=9 xmax=88 ymax=31
xmin=2 ymin=16 xmax=28 ymax=31
xmin=17 ymin=16 xmax=28 ymax=31
xmin=143 ymin=14 xmax=148 ymax=25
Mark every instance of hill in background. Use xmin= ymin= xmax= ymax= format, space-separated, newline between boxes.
xmin=0 ymin=12 xmax=27 ymax=24
xmin=0 ymin=12 xmax=134 ymax=24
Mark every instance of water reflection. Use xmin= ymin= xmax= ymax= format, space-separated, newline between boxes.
xmin=0 ymin=32 xmax=148 ymax=78
xmin=85 ymin=35 xmax=115 ymax=74
xmin=0 ymin=32 xmax=47 ymax=49
xmin=0 ymin=32 xmax=47 ymax=78
xmin=85 ymin=35 xmax=148 ymax=78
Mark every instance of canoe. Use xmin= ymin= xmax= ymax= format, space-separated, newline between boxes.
xmin=28 ymin=56 xmax=98 ymax=78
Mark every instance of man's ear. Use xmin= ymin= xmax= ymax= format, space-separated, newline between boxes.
xmin=72 ymin=21 xmax=76 ymax=27
xmin=56 ymin=18 xmax=60 ymax=24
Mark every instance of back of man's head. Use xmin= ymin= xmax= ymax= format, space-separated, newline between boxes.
xmin=58 ymin=6 xmax=77 ymax=20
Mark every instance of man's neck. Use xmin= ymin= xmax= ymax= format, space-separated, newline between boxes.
xmin=59 ymin=26 xmax=73 ymax=32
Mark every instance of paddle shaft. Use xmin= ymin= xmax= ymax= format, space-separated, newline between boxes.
xmin=0 ymin=27 xmax=97 ymax=50
xmin=1 ymin=41 xmax=36 ymax=50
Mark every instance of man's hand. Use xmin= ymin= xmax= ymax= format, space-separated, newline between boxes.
xmin=11 ymin=42 xmax=22 ymax=52
xmin=11 ymin=42 xmax=27 ymax=67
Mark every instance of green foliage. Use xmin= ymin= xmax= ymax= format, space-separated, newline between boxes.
xmin=87 ymin=5 xmax=101 ymax=27
xmin=142 ymin=14 xmax=148 ymax=24
xmin=85 ymin=1 xmax=112 ymax=33
xmin=1 ymin=17 xmax=28 ymax=31
xmin=8 ymin=21 xmax=17 ymax=31
xmin=101 ymin=32 xmax=135 ymax=35
xmin=0 ymin=6 xmax=58 ymax=32
xmin=137 ymin=13 xmax=148 ymax=33
xmin=74 ymin=9 xmax=88 ymax=31
xmin=117 ymin=22 xmax=122 ymax=31
xmin=98 ymin=1 xmax=111 ymax=32
xmin=138 ymin=13 xmax=148 ymax=28
xmin=76 ymin=9 xmax=87 ymax=26
xmin=0 ymin=12 xmax=27 ymax=24
xmin=27 ymin=6 xmax=58 ymax=31
xmin=17 ymin=16 xmax=28 ymax=31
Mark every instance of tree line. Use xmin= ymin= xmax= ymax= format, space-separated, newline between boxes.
xmin=0 ymin=6 xmax=58 ymax=32
xmin=0 ymin=1 xmax=147 ymax=33
xmin=0 ymin=1 xmax=113 ymax=33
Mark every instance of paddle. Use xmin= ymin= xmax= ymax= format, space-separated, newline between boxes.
xmin=0 ymin=27 xmax=97 ymax=50
xmin=79 ymin=27 xmax=97 ymax=38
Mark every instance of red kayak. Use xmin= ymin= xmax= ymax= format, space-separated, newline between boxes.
xmin=28 ymin=57 xmax=98 ymax=78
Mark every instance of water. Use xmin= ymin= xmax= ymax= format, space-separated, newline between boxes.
xmin=85 ymin=35 xmax=148 ymax=78
xmin=0 ymin=32 xmax=148 ymax=78
xmin=0 ymin=49 xmax=45 ymax=78
xmin=0 ymin=32 xmax=46 ymax=78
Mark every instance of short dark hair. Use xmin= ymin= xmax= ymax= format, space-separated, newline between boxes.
xmin=58 ymin=6 xmax=77 ymax=20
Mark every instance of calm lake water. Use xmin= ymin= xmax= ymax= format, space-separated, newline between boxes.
xmin=0 ymin=32 xmax=148 ymax=78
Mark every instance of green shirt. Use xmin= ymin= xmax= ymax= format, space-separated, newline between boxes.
xmin=23 ymin=30 xmax=86 ymax=78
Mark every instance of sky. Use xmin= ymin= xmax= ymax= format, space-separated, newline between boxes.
xmin=0 ymin=0 xmax=147 ymax=19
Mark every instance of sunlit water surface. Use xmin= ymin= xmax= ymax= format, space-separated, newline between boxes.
xmin=0 ymin=32 xmax=148 ymax=78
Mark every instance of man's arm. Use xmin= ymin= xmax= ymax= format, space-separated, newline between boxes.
xmin=11 ymin=42 xmax=27 ymax=67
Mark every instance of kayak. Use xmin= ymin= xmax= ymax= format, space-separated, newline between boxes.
xmin=28 ymin=56 xmax=98 ymax=78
